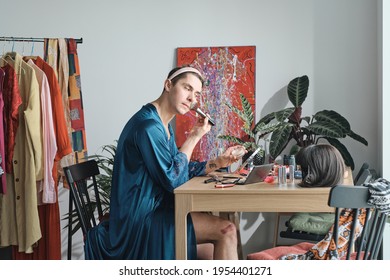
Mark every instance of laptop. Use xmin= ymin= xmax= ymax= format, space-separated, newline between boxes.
xmin=236 ymin=164 xmax=274 ymax=185
xmin=210 ymin=147 xmax=272 ymax=186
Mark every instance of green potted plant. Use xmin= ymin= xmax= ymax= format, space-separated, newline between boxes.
xmin=219 ymin=75 xmax=368 ymax=170
xmin=261 ymin=75 xmax=367 ymax=170
xmin=217 ymin=93 xmax=280 ymax=165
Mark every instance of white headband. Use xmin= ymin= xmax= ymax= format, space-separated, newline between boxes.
xmin=168 ymin=67 xmax=203 ymax=81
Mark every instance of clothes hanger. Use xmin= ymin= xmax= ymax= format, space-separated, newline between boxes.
xmin=21 ymin=39 xmax=25 ymax=56
xmin=0 ymin=38 xmax=27 ymax=81
xmin=30 ymin=39 xmax=35 ymax=56
xmin=3 ymin=37 xmax=17 ymax=61
xmin=2 ymin=39 xmax=26 ymax=79
xmin=0 ymin=37 xmax=8 ymax=66
xmin=23 ymin=39 xmax=38 ymax=61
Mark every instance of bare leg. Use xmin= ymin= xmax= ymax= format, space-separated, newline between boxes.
xmin=197 ymin=243 xmax=214 ymax=260
xmin=191 ymin=212 xmax=238 ymax=260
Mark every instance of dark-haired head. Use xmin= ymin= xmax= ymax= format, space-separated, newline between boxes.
xmin=296 ymin=144 xmax=346 ymax=188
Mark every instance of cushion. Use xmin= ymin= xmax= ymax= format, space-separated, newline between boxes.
xmin=247 ymin=242 xmax=313 ymax=260
xmin=288 ymin=212 xmax=333 ymax=235
xmin=246 ymin=242 xmax=363 ymax=260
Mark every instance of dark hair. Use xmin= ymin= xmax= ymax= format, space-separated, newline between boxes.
xmin=167 ymin=65 xmax=205 ymax=87
xmin=296 ymin=144 xmax=345 ymax=188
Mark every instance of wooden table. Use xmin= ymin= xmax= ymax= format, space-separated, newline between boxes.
xmin=174 ymin=177 xmax=334 ymax=260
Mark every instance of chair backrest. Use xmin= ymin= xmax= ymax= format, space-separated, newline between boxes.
xmin=328 ymin=184 xmax=387 ymax=260
xmin=64 ymin=159 xmax=103 ymax=235
xmin=353 ymin=162 xmax=369 ymax=185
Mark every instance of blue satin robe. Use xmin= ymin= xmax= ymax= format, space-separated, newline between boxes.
xmin=84 ymin=104 xmax=206 ymax=259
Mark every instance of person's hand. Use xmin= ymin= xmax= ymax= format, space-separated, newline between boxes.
xmin=180 ymin=115 xmax=212 ymax=162
xmin=217 ymin=145 xmax=247 ymax=168
xmin=189 ymin=115 xmax=212 ymax=139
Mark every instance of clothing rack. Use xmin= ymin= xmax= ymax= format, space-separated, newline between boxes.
xmin=1 ymin=36 xmax=83 ymax=44
xmin=1 ymin=35 xmax=83 ymax=260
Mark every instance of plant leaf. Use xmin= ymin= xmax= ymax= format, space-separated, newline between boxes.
xmin=218 ymin=135 xmax=246 ymax=145
xmin=313 ymin=110 xmax=350 ymax=135
xmin=347 ymin=129 xmax=368 ymax=146
xmin=325 ymin=137 xmax=355 ymax=170
xmin=256 ymin=107 xmax=295 ymax=127
xmin=240 ymin=93 xmax=254 ymax=126
xmin=226 ymin=103 xmax=252 ymax=129
xmin=275 ymin=107 xmax=296 ymax=122
xmin=253 ymin=122 xmax=282 ymax=136
xmin=287 ymin=75 xmax=309 ymax=107
xmin=242 ymin=127 xmax=256 ymax=140
xmin=257 ymin=111 xmax=275 ymax=125
xmin=269 ymin=125 xmax=293 ymax=159
xmin=245 ymin=142 xmax=259 ymax=151
xmin=289 ymin=144 xmax=301 ymax=155
xmin=301 ymin=116 xmax=311 ymax=125
xmin=306 ymin=121 xmax=345 ymax=138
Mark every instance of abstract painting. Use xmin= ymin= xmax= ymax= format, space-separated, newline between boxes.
xmin=175 ymin=46 xmax=256 ymax=162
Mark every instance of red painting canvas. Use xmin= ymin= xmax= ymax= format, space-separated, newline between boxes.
xmin=175 ymin=46 xmax=256 ymax=162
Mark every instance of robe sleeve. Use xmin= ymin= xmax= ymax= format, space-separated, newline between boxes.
xmin=188 ymin=161 xmax=207 ymax=178
xmin=135 ymin=119 xmax=205 ymax=192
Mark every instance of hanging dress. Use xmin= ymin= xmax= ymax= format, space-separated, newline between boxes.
xmin=0 ymin=52 xmax=42 ymax=253
xmin=13 ymin=56 xmax=72 ymax=260
xmin=27 ymin=59 xmax=57 ymax=204
xmin=0 ymin=67 xmax=6 ymax=194
xmin=0 ymin=64 xmax=22 ymax=191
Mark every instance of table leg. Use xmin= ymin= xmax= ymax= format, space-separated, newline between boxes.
xmin=175 ymin=194 xmax=192 ymax=260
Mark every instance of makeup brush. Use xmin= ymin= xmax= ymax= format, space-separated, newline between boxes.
xmin=190 ymin=103 xmax=215 ymax=126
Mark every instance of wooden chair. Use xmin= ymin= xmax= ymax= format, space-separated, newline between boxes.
xmin=64 ymin=160 xmax=105 ymax=259
xmin=248 ymin=184 xmax=387 ymax=260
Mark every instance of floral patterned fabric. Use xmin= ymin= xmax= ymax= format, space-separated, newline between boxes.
xmin=280 ymin=178 xmax=390 ymax=260
xmin=280 ymin=208 xmax=367 ymax=260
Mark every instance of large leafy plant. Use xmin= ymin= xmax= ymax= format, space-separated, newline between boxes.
xmin=261 ymin=75 xmax=367 ymax=170
xmin=219 ymin=75 xmax=368 ymax=170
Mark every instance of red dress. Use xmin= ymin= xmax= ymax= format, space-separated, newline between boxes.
xmin=1 ymin=64 xmax=22 ymax=183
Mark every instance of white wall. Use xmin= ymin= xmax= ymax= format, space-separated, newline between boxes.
xmin=1 ymin=0 xmax=383 ymax=259
xmin=381 ymin=0 xmax=390 ymax=260
xmin=381 ymin=0 xmax=389 ymax=191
